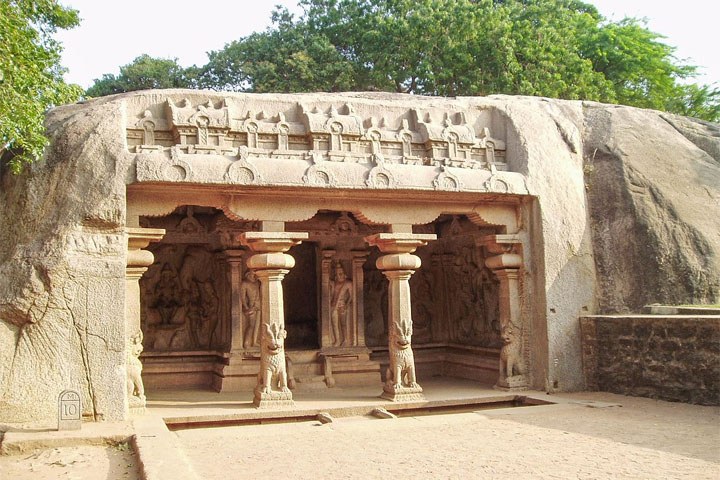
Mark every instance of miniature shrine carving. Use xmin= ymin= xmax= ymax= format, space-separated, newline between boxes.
xmin=128 ymin=99 xmax=513 ymax=192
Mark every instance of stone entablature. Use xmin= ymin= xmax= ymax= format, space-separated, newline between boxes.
xmin=127 ymin=97 xmax=522 ymax=194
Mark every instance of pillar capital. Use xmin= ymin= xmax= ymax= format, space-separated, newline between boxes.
xmin=476 ymin=234 xmax=521 ymax=256
xmin=126 ymin=227 xmax=165 ymax=271
xmin=364 ymin=233 xmax=436 ymax=254
xmin=240 ymin=231 xmax=308 ymax=253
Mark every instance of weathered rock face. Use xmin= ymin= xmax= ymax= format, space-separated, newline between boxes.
xmin=0 ymin=99 xmax=131 ymax=422
xmin=0 ymin=90 xmax=717 ymax=423
xmin=583 ymin=105 xmax=720 ymax=313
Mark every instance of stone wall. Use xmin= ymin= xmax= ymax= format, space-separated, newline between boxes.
xmin=580 ymin=315 xmax=720 ymax=405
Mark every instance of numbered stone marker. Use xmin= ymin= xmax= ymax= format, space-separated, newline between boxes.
xmin=58 ymin=390 xmax=82 ymax=431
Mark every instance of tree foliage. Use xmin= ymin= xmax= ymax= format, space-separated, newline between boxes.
xmin=85 ymin=54 xmax=197 ymax=97
xmin=197 ymin=8 xmax=355 ymax=93
xmin=1 ymin=0 xmax=83 ymax=173
xmin=86 ymin=0 xmax=719 ymax=122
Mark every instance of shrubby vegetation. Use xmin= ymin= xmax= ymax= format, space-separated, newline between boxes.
xmin=1 ymin=0 xmax=83 ymax=173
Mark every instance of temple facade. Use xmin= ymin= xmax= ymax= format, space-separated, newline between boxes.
xmin=124 ymin=94 xmax=544 ymax=408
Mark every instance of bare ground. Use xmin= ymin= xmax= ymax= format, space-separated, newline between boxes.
xmin=176 ymin=392 xmax=719 ymax=480
xmin=0 ymin=443 xmax=140 ymax=480
xmin=1 ymin=392 xmax=718 ymax=479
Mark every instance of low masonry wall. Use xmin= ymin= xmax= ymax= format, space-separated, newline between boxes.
xmin=580 ymin=315 xmax=720 ymax=405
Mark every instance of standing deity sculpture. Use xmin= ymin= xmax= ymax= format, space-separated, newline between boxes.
xmin=330 ymin=263 xmax=353 ymax=347
xmin=241 ymin=269 xmax=262 ymax=348
xmin=152 ymin=264 xmax=181 ymax=325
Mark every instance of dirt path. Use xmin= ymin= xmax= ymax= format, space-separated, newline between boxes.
xmin=0 ymin=443 xmax=140 ymax=480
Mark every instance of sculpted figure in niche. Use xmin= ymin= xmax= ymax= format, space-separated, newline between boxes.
xmin=241 ymin=270 xmax=262 ymax=348
xmin=257 ymin=323 xmax=290 ymax=395
xmin=364 ymin=269 xmax=387 ymax=347
xmin=153 ymin=264 xmax=182 ymax=325
xmin=185 ymin=279 xmax=219 ymax=349
xmin=499 ymin=322 xmax=525 ymax=380
xmin=127 ymin=330 xmax=146 ymax=406
xmin=410 ymin=272 xmax=433 ymax=344
xmin=330 ymin=263 xmax=353 ymax=347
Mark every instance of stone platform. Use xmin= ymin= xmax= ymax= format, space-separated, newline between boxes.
xmin=145 ymin=377 xmax=540 ymax=429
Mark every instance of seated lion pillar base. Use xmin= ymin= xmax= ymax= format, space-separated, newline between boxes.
xmin=128 ymin=395 xmax=147 ymax=416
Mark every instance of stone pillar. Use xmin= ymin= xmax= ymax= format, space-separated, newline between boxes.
xmin=351 ymin=251 xmax=370 ymax=347
xmin=366 ymin=231 xmax=436 ymax=402
xmin=241 ymin=230 xmax=308 ymax=408
xmin=125 ymin=227 xmax=165 ymax=413
xmin=477 ymin=234 xmax=527 ymax=390
xmin=320 ymin=249 xmax=336 ymax=348
xmin=225 ymin=249 xmax=245 ymax=353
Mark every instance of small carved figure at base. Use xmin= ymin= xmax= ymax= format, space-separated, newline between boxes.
xmin=382 ymin=319 xmax=425 ymax=402
xmin=495 ymin=322 xmax=528 ymax=391
xmin=127 ymin=330 xmax=147 ymax=411
xmin=254 ymin=322 xmax=294 ymax=408
xmin=380 ymin=385 xmax=425 ymax=403
xmin=494 ymin=375 xmax=529 ymax=391
xmin=254 ymin=389 xmax=295 ymax=409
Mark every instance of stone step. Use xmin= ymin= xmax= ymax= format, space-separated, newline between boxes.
xmin=291 ymin=374 xmax=328 ymax=391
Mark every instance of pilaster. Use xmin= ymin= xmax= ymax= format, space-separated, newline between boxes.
xmin=478 ymin=234 xmax=527 ymax=390
xmin=125 ymin=227 xmax=165 ymax=413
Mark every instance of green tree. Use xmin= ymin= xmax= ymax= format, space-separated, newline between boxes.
xmin=198 ymin=0 xmax=717 ymax=120
xmin=0 ymin=0 xmax=83 ymax=173
xmin=86 ymin=54 xmax=196 ymax=97
xmin=198 ymin=8 xmax=355 ymax=93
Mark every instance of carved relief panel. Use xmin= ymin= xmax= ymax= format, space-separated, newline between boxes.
xmin=408 ymin=216 xmax=501 ymax=348
xmin=287 ymin=211 xmax=380 ymax=350
xmin=140 ymin=207 xmax=234 ymax=352
xmin=362 ymin=217 xmax=500 ymax=349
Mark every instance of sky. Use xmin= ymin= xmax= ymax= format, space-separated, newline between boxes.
xmin=56 ymin=0 xmax=720 ymax=90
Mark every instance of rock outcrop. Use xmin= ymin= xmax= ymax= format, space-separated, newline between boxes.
xmin=582 ymin=104 xmax=720 ymax=313
xmin=0 ymin=91 xmax=717 ymax=423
